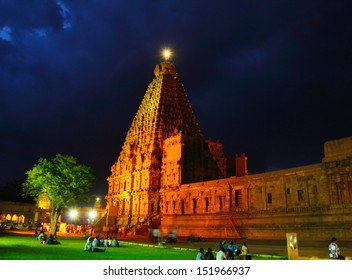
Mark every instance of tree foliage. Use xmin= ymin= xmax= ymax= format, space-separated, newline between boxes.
xmin=23 ymin=154 xmax=95 ymax=234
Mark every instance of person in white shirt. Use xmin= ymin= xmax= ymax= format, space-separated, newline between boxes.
xmin=216 ymin=248 xmax=227 ymax=260
xmin=329 ymin=237 xmax=345 ymax=260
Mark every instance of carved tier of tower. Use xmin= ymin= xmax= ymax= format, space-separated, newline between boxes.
xmin=105 ymin=60 xmax=227 ymax=230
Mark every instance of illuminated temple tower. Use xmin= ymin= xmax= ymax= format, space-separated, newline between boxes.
xmin=105 ymin=54 xmax=227 ymax=231
xmin=105 ymin=51 xmax=352 ymax=241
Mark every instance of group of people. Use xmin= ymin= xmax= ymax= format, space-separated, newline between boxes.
xmin=151 ymin=229 xmax=178 ymax=244
xmin=84 ymin=234 xmax=119 ymax=252
xmin=196 ymin=240 xmax=251 ymax=260
xmin=196 ymin=237 xmax=348 ymax=260
xmin=35 ymin=228 xmax=60 ymax=245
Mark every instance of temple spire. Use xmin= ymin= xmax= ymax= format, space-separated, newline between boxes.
xmin=105 ymin=51 xmax=224 ymax=229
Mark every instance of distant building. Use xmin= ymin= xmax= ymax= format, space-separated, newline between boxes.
xmin=0 ymin=200 xmax=36 ymax=227
xmin=0 ymin=192 xmax=52 ymax=229
xmin=105 ymin=58 xmax=352 ymax=241
xmin=0 ymin=190 xmax=105 ymax=233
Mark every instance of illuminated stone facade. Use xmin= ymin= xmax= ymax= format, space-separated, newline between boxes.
xmin=106 ymin=59 xmax=352 ymax=240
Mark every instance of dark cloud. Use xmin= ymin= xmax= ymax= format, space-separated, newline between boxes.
xmin=0 ymin=1 xmax=62 ymax=32
xmin=0 ymin=0 xmax=351 ymax=198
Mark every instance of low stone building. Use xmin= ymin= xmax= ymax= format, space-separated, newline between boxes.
xmin=105 ymin=57 xmax=352 ymax=241
xmin=0 ymin=200 xmax=36 ymax=227
xmin=0 ymin=193 xmax=53 ymax=229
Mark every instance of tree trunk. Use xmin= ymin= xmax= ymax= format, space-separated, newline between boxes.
xmin=50 ymin=209 xmax=61 ymax=236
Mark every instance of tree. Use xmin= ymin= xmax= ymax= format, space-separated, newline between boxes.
xmin=23 ymin=154 xmax=94 ymax=235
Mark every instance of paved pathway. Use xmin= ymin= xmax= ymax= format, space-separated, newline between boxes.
xmin=119 ymin=236 xmax=352 ymax=259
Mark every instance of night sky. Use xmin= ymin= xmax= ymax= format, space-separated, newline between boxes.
xmin=1 ymin=1 xmax=351 ymax=200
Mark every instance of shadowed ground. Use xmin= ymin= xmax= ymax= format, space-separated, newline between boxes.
xmin=121 ymin=236 xmax=352 ymax=259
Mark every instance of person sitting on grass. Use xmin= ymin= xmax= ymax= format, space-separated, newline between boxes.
xmin=111 ymin=237 xmax=119 ymax=247
xmin=46 ymin=234 xmax=61 ymax=245
xmin=329 ymin=237 xmax=345 ymax=260
xmin=37 ymin=230 xmax=44 ymax=241
xmin=216 ymin=248 xmax=227 ymax=260
xmin=99 ymin=236 xmax=104 ymax=247
xmin=204 ymin=248 xmax=215 ymax=260
xmin=108 ymin=236 xmax=112 ymax=247
xmin=233 ymin=249 xmax=242 ymax=260
xmin=46 ymin=234 xmax=53 ymax=244
xmin=226 ymin=249 xmax=234 ymax=260
xmin=195 ymin=247 xmax=204 ymax=260
xmin=53 ymin=235 xmax=60 ymax=244
xmin=84 ymin=236 xmax=93 ymax=252
xmin=84 ymin=236 xmax=105 ymax=252
xmin=93 ymin=236 xmax=99 ymax=247
xmin=103 ymin=236 xmax=109 ymax=247
xmin=38 ymin=231 xmax=46 ymax=244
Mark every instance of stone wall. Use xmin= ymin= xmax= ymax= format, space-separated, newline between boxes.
xmin=159 ymin=138 xmax=352 ymax=241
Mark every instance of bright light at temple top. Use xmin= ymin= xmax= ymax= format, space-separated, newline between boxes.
xmin=162 ymin=49 xmax=172 ymax=61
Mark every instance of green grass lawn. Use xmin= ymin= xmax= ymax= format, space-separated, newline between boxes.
xmin=0 ymin=232 xmax=286 ymax=260
xmin=0 ymin=233 xmax=197 ymax=260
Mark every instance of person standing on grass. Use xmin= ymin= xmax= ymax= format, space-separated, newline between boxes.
xmin=227 ymin=240 xmax=235 ymax=253
xmin=241 ymin=242 xmax=248 ymax=259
